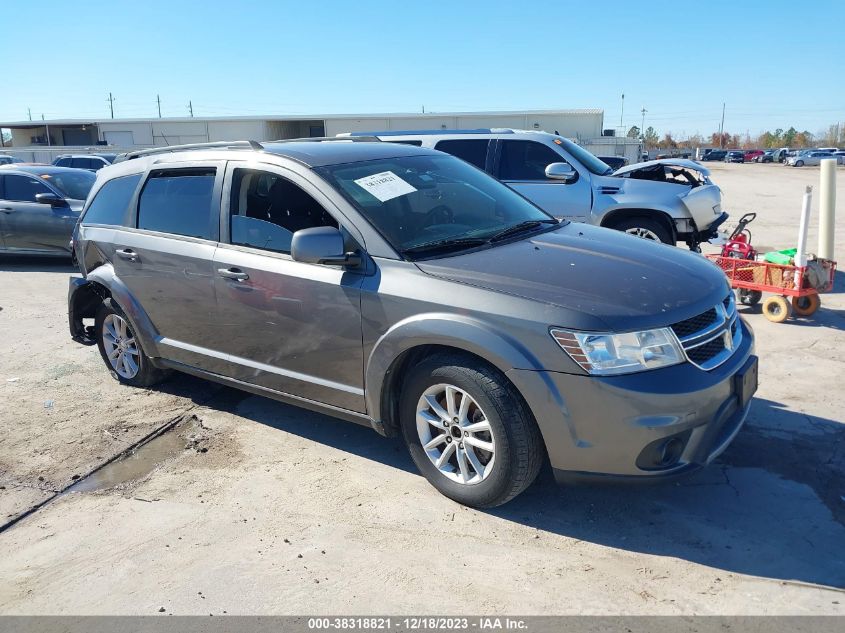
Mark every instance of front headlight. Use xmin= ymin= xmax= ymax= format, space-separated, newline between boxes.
xmin=550 ymin=328 xmax=685 ymax=375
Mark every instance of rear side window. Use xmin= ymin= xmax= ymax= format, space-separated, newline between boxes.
xmin=498 ymin=141 xmax=564 ymax=180
xmin=434 ymin=139 xmax=489 ymax=169
xmin=71 ymin=157 xmax=95 ymax=169
xmin=137 ymin=169 xmax=216 ymax=240
xmin=55 ymin=157 xmax=72 ymax=167
xmin=82 ymin=173 xmax=142 ymax=226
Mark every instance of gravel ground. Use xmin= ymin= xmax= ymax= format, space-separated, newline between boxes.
xmin=0 ymin=162 xmax=843 ymax=614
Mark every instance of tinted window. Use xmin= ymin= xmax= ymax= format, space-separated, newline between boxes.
xmin=386 ymin=140 xmax=422 ymax=146
xmin=3 ymin=175 xmax=51 ymax=202
xmin=499 ymin=141 xmax=566 ymax=180
xmin=434 ymin=139 xmax=489 ymax=169
xmin=228 ymin=168 xmax=337 ymax=254
xmin=138 ymin=169 xmax=216 ymax=239
xmin=319 ymin=154 xmax=553 ymax=257
xmin=42 ymin=170 xmax=95 ymax=199
xmin=82 ymin=173 xmax=142 ymax=226
xmin=55 ymin=157 xmax=72 ymax=167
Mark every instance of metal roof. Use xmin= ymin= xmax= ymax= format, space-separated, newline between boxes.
xmin=0 ymin=109 xmax=603 ymax=128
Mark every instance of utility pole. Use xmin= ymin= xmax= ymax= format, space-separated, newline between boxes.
xmin=188 ymin=100 xmax=194 ymax=117
xmin=719 ymin=102 xmax=726 ymax=148
xmin=107 ymin=92 xmax=115 ymax=119
xmin=27 ymin=107 xmax=32 ymax=121
xmin=620 ymin=92 xmax=625 ymax=128
xmin=640 ymin=107 xmax=647 ymax=138
xmin=157 ymin=94 xmax=162 ymax=118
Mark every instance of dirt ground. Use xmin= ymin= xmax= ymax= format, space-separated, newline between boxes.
xmin=0 ymin=162 xmax=844 ymax=615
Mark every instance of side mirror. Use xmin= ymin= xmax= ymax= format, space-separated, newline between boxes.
xmin=35 ymin=192 xmax=67 ymax=206
xmin=545 ymin=162 xmax=578 ymax=183
xmin=291 ymin=226 xmax=361 ymax=267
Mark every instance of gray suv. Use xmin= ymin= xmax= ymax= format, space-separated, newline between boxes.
xmin=68 ymin=139 xmax=757 ymax=507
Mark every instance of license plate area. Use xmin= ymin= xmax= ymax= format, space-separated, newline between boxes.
xmin=735 ymin=355 xmax=758 ymax=409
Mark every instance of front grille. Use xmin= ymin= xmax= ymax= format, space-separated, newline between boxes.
xmin=671 ymin=293 xmax=741 ymax=370
xmin=671 ymin=308 xmax=718 ymax=339
xmin=687 ymin=337 xmax=727 ymax=365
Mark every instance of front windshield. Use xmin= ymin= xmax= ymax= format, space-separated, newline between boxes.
xmin=41 ymin=170 xmax=96 ymax=200
xmin=319 ymin=154 xmax=557 ymax=256
xmin=556 ymin=137 xmax=613 ymax=175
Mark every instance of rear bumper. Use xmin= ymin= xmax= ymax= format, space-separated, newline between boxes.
xmin=506 ymin=318 xmax=755 ymax=481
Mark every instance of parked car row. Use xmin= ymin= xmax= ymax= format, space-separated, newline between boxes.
xmin=701 ymin=146 xmax=844 ymax=166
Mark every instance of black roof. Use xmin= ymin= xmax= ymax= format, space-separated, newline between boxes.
xmin=261 ymin=141 xmax=439 ymax=167
xmin=0 ymin=164 xmax=95 ymax=176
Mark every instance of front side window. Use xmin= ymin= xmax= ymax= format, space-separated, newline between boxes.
xmin=2 ymin=175 xmax=51 ymax=202
xmin=319 ymin=154 xmax=555 ymax=258
xmin=137 ymin=168 xmax=216 ymax=240
xmin=82 ymin=173 xmax=142 ymax=226
xmin=498 ymin=140 xmax=567 ymax=181
xmin=228 ymin=168 xmax=337 ymax=254
xmin=42 ymin=170 xmax=96 ymax=200
xmin=434 ymin=139 xmax=489 ymax=169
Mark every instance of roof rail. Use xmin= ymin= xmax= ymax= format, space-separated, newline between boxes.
xmin=342 ymin=129 xmax=514 ymax=137
xmin=268 ymin=136 xmax=382 ymax=143
xmin=114 ymin=140 xmax=264 ymax=162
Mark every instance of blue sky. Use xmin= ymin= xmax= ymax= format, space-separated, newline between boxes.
xmin=2 ymin=0 xmax=842 ymax=137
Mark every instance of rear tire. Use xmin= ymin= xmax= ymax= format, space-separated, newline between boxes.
xmin=611 ymin=216 xmax=674 ymax=245
xmin=792 ymin=294 xmax=820 ymax=316
xmin=399 ymin=353 xmax=544 ymax=508
xmin=95 ymin=300 xmax=166 ymax=388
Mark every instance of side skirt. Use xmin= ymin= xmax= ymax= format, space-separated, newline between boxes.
xmin=156 ymin=358 xmax=376 ymax=430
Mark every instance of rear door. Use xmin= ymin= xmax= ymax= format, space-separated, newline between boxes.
xmin=212 ymin=162 xmax=367 ymax=412
xmin=0 ymin=173 xmax=76 ymax=253
xmin=110 ymin=162 xmax=224 ymax=372
xmin=494 ymin=139 xmax=592 ymax=221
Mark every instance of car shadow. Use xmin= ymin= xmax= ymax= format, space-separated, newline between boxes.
xmin=162 ymin=376 xmax=845 ymax=589
xmin=0 ymin=255 xmax=76 ymax=273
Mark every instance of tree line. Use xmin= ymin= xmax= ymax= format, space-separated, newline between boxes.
xmin=626 ymin=123 xmax=843 ymax=150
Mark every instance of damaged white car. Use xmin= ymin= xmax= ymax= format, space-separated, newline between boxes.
xmin=343 ymin=130 xmax=727 ymax=249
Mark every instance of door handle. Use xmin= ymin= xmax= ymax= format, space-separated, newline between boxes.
xmin=115 ymin=248 xmax=139 ymax=261
xmin=217 ymin=267 xmax=249 ymax=281
xmin=0 ymin=207 xmax=13 ymax=213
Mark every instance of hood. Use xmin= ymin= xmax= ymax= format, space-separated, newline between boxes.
xmin=613 ymin=158 xmax=710 ymax=177
xmin=415 ymin=224 xmax=729 ymax=332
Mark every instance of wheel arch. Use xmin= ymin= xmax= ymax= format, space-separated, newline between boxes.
xmin=366 ymin=314 xmax=545 ymax=436
xmin=78 ymin=264 xmax=162 ymax=358
xmin=599 ymin=207 xmax=677 ymax=241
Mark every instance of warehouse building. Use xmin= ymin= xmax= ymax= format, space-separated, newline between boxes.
xmin=0 ymin=108 xmax=642 ymax=163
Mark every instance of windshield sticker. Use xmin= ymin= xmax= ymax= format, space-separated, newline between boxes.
xmin=353 ymin=171 xmax=417 ymax=202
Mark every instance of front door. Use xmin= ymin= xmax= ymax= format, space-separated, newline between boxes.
xmin=495 ymin=139 xmax=592 ymax=222
xmin=110 ymin=162 xmax=224 ymax=372
xmin=0 ymin=174 xmax=77 ymax=253
xmin=212 ymin=164 xmax=366 ymax=412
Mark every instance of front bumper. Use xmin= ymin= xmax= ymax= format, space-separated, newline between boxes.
xmin=506 ymin=318 xmax=755 ymax=482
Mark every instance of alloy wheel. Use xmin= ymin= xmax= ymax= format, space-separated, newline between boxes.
xmin=102 ymin=313 xmax=140 ymax=379
xmin=624 ymin=227 xmax=661 ymax=241
xmin=416 ymin=383 xmax=495 ymax=485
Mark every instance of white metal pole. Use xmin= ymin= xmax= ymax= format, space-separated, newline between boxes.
xmin=795 ymin=186 xmax=813 ymax=288
xmin=818 ymin=158 xmax=837 ymax=261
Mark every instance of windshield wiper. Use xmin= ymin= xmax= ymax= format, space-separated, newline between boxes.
xmin=401 ymin=237 xmax=488 ymax=258
xmin=487 ymin=219 xmax=558 ymax=242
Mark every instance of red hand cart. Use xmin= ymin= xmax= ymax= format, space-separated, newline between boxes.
xmin=706 ymin=255 xmax=837 ymax=323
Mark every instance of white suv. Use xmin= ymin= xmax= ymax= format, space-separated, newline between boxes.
xmin=343 ymin=129 xmax=726 ymax=249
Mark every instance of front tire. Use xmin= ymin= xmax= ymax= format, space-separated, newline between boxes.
xmin=611 ymin=216 xmax=674 ymax=244
xmin=399 ymin=353 xmax=544 ymax=508
xmin=795 ymin=160 xmax=804 ymax=167
xmin=95 ymin=300 xmax=166 ymax=388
